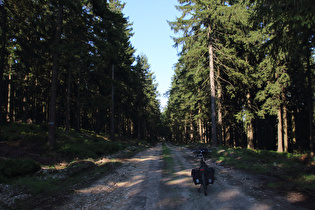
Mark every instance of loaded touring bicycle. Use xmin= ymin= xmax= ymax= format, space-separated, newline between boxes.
xmin=191 ymin=147 xmax=215 ymax=196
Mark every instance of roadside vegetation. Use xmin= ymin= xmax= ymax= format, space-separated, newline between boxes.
xmin=209 ymin=146 xmax=315 ymax=193
xmin=162 ymin=143 xmax=175 ymax=174
xmin=0 ymin=122 xmax=151 ymax=209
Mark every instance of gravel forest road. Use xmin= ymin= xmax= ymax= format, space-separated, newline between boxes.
xmin=57 ymin=143 xmax=309 ymax=210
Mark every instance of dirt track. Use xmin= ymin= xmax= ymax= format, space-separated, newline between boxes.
xmin=57 ymin=143 xmax=309 ymax=210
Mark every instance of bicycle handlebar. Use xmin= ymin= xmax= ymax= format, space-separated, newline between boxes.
xmin=192 ymin=148 xmax=211 ymax=154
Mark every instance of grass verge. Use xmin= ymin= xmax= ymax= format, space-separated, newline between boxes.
xmin=0 ymin=122 xmax=151 ymax=209
xmin=162 ymin=143 xmax=175 ymax=174
xmin=210 ymin=146 xmax=315 ymax=193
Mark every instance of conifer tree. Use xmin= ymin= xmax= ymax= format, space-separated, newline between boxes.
xmin=0 ymin=0 xmax=163 ymax=143
xmin=0 ymin=1 xmax=8 ymax=125
xmin=168 ymin=0 xmax=260 ymax=146
xmin=252 ymin=0 xmax=315 ymax=153
xmin=48 ymin=0 xmax=63 ymax=148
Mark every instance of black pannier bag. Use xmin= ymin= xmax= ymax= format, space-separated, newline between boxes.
xmin=191 ymin=168 xmax=201 ymax=185
xmin=205 ymin=167 xmax=215 ymax=184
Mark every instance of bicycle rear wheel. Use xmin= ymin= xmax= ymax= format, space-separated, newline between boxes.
xmin=202 ymin=171 xmax=207 ymax=196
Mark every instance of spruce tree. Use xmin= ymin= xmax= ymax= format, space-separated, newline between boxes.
xmin=252 ymin=0 xmax=315 ymax=153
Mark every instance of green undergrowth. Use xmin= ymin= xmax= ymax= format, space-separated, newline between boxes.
xmin=0 ymin=122 xmax=151 ymax=208
xmin=162 ymin=143 xmax=175 ymax=174
xmin=210 ymin=146 xmax=315 ymax=193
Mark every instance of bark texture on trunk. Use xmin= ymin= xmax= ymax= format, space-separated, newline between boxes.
xmin=48 ymin=2 xmax=63 ymax=148
xmin=209 ymin=39 xmax=217 ymax=146
xmin=277 ymin=106 xmax=284 ymax=152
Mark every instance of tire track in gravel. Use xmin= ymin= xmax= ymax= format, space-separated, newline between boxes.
xmin=57 ymin=143 xmax=308 ymax=210
xmin=58 ymin=143 xmax=164 ymax=210
xmin=160 ymin=144 xmax=307 ymax=210
xmin=157 ymin=144 xmax=195 ymax=209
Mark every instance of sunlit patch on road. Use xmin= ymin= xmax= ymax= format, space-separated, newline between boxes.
xmin=217 ymin=189 xmax=241 ymax=201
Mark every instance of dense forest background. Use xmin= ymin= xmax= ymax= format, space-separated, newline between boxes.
xmin=0 ymin=0 xmax=314 ymax=155
xmin=165 ymin=0 xmax=314 ymax=155
xmin=0 ymin=0 xmax=163 ymax=146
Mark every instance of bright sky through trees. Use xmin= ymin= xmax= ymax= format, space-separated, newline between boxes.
xmin=123 ymin=0 xmax=180 ymax=108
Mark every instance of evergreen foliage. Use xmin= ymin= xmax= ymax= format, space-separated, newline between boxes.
xmin=0 ymin=0 xmax=162 ymax=142
xmin=0 ymin=158 xmax=41 ymax=178
xmin=166 ymin=0 xmax=314 ymax=154
xmin=0 ymin=0 xmax=313 ymax=154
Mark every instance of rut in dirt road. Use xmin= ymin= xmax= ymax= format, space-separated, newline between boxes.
xmin=160 ymin=144 xmax=307 ymax=210
xmin=58 ymin=143 xmax=164 ymax=210
xmin=57 ymin=143 xmax=308 ymax=210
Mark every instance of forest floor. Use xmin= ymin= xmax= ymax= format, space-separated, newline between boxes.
xmin=43 ymin=143 xmax=313 ymax=210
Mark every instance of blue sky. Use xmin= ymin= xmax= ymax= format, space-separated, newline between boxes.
xmin=123 ymin=0 xmax=180 ymax=109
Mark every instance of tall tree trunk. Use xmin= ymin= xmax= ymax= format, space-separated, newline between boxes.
xmin=217 ymin=67 xmax=222 ymax=146
xmin=198 ymin=104 xmax=203 ymax=143
xmin=247 ymin=121 xmax=254 ymax=149
xmin=184 ymin=119 xmax=187 ymax=143
xmin=6 ymin=54 xmax=13 ymax=122
xmin=291 ymin=110 xmax=296 ymax=150
xmin=190 ymin=113 xmax=194 ymax=142
xmin=22 ymin=75 xmax=28 ymax=122
xmin=128 ymin=119 xmax=131 ymax=137
xmin=203 ymin=122 xmax=207 ymax=144
xmin=75 ymin=77 xmax=80 ymax=132
xmin=110 ymin=64 xmax=115 ymax=141
xmin=48 ymin=1 xmax=63 ymax=148
xmin=118 ymin=104 xmax=122 ymax=138
xmin=307 ymin=53 xmax=314 ymax=156
xmin=283 ymin=102 xmax=288 ymax=152
xmin=208 ymin=26 xmax=217 ymax=147
xmin=277 ymin=106 xmax=284 ymax=152
xmin=0 ymin=4 xmax=7 ymax=125
xmin=7 ymin=74 xmax=12 ymax=122
xmin=65 ymin=69 xmax=71 ymax=131
xmin=246 ymin=93 xmax=254 ymax=149
xmin=138 ymin=121 xmax=141 ymax=140
xmin=222 ymin=124 xmax=226 ymax=146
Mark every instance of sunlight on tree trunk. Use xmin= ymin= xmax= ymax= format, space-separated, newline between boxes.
xmin=247 ymin=93 xmax=254 ymax=149
xmin=198 ymin=106 xmax=203 ymax=143
xmin=208 ymin=30 xmax=217 ymax=147
xmin=247 ymin=121 xmax=254 ymax=149
xmin=277 ymin=107 xmax=284 ymax=152
xmin=283 ymin=102 xmax=288 ymax=152
xmin=6 ymin=55 xmax=12 ymax=122
xmin=217 ymin=68 xmax=223 ymax=146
